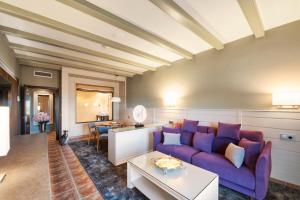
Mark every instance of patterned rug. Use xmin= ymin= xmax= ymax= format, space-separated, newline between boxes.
xmin=69 ymin=140 xmax=300 ymax=200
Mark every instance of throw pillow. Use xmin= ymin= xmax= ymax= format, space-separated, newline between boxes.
xmin=162 ymin=126 xmax=181 ymax=133
xmin=217 ymin=122 xmax=241 ymax=140
xmin=225 ymin=143 xmax=245 ymax=168
xmin=182 ymin=119 xmax=199 ymax=132
xmin=193 ymin=132 xmax=215 ymax=153
xmin=239 ymin=138 xmax=261 ymax=170
xmin=213 ymin=137 xmax=238 ymax=154
xmin=180 ymin=130 xmax=194 ymax=145
xmin=163 ymin=132 xmax=181 ymax=145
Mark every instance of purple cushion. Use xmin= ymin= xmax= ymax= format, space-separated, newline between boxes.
xmin=239 ymin=138 xmax=261 ymax=170
xmin=180 ymin=130 xmax=194 ymax=145
xmin=162 ymin=126 xmax=181 ymax=133
xmin=156 ymin=144 xmax=198 ymax=163
xmin=156 ymin=144 xmax=177 ymax=155
xmin=172 ymin=145 xmax=199 ymax=163
xmin=213 ymin=137 xmax=237 ymax=154
xmin=192 ymin=152 xmax=255 ymax=190
xmin=182 ymin=119 xmax=198 ymax=132
xmin=193 ymin=132 xmax=214 ymax=153
xmin=217 ymin=122 xmax=241 ymax=140
xmin=197 ymin=126 xmax=208 ymax=133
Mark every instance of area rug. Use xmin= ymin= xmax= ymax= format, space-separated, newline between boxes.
xmin=69 ymin=140 xmax=300 ymax=200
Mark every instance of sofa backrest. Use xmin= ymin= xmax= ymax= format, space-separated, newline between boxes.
xmin=196 ymin=126 xmax=264 ymax=153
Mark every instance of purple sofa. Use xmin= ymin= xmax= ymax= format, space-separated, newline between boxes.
xmin=153 ymin=126 xmax=272 ymax=200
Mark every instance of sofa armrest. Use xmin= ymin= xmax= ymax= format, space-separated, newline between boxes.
xmin=255 ymin=141 xmax=272 ymax=200
xmin=153 ymin=131 xmax=163 ymax=150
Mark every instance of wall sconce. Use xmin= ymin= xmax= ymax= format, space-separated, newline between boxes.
xmin=164 ymin=92 xmax=177 ymax=107
xmin=272 ymin=92 xmax=300 ymax=109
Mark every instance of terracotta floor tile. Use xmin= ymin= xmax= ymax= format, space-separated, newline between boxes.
xmin=49 ymin=160 xmax=65 ymax=169
xmin=68 ymin=163 xmax=82 ymax=171
xmin=83 ymin=192 xmax=103 ymax=200
xmin=51 ymin=179 xmax=74 ymax=194
xmin=74 ymin=174 xmax=93 ymax=187
xmin=71 ymin=168 xmax=87 ymax=178
xmin=52 ymin=189 xmax=79 ymax=200
xmin=49 ymin=159 xmax=64 ymax=166
xmin=78 ymin=183 xmax=98 ymax=198
xmin=50 ymin=167 xmax=68 ymax=177
xmin=50 ymin=171 xmax=71 ymax=184
xmin=49 ymin=157 xmax=64 ymax=163
xmin=50 ymin=165 xmax=67 ymax=174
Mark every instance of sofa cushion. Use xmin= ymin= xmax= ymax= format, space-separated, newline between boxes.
xmin=239 ymin=138 xmax=261 ymax=170
xmin=213 ymin=137 xmax=238 ymax=154
xmin=156 ymin=144 xmax=177 ymax=155
xmin=193 ymin=132 xmax=214 ymax=153
xmin=225 ymin=143 xmax=245 ymax=168
xmin=197 ymin=126 xmax=208 ymax=133
xmin=172 ymin=145 xmax=199 ymax=163
xmin=180 ymin=130 xmax=194 ymax=145
xmin=162 ymin=126 xmax=181 ymax=133
xmin=156 ymin=144 xmax=198 ymax=163
xmin=192 ymin=152 xmax=255 ymax=190
xmin=217 ymin=122 xmax=241 ymax=140
xmin=163 ymin=132 xmax=181 ymax=145
xmin=182 ymin=119 xmax=198 ymax=132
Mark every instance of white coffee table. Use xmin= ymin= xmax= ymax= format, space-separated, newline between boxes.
xmin=127 ymin=151 xmax=218 ymax=200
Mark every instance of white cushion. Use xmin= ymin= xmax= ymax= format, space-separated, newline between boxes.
xmin=163 ymin=132 xmax=181 ymax=145
xmin=225 ymin=143 xmax=245 ymax=168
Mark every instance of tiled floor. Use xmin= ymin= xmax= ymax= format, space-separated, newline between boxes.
xmin=48 ymin=133 xmax=103 ymax=200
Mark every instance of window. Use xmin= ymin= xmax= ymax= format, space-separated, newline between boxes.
xmin=76 ymin=84 xmax=113 ymax=123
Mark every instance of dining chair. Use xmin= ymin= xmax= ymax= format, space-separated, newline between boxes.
xmin=96 ymin=126 xmax=111 ymax=152
xmin=88 ymin=122 xmax=97 ymax=145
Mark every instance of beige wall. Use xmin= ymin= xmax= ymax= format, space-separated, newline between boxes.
xmin=61 ymin=67 xmax=126 ymax=136
xmin=0 ymin=33 xmax=19 ymax=78
xmin=127 ymin=20 xmax=300 ymax=109
xmin=20 ymin=66 xmax=60 ymax=88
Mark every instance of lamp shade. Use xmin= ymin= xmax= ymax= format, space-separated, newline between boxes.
xmin=272 ymin=92 xmax=300 ymax=107
xmin=0 ymin=107 xmax=10 ymax=156
xmin=133 ymin=105 xmax=147 ymax=123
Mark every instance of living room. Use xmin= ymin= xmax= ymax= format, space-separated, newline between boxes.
xmin=0 ymin=0 xmax=299 ymax=200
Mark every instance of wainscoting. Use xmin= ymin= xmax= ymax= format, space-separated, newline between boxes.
xmin=126 ymin=108 xmax=300 ymax=186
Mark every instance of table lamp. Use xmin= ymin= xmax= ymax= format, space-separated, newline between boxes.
xmin=133 ymin=105 xmax=147 ymax=128
xmin=0 ymin=106 xmax=10 ymax=183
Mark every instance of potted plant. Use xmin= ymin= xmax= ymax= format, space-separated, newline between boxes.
xmin=33 ymin=112 xmax=50 ymax=133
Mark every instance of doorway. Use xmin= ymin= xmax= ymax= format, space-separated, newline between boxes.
xmin=21 ymin=85 xmax=60 ymax=135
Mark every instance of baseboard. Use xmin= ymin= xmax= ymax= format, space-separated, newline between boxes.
xmin=270 ymin=177 xmax=300 ymax=190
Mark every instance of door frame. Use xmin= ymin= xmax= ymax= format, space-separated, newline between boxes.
xmin=21 ymin=85 xmax=60 ymax=135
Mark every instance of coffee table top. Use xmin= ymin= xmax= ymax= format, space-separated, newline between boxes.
xmin=128 ymin=151 xmax=218 ymax=200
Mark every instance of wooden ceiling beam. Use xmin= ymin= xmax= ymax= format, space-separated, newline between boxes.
xmin=237 ymin=0 xmax=265 ymax=38
xmin=0 ymin=25 xmax=156 ymax=71
xmin=19 ymin=60 xmax=61 ymax=70
xmin=57 ymin=0 xmax=193 ymax=59
xmin=149 ymin=0 xmax=224 ymax=50
xmin=15 ymin=54 xmax=135 ymax=77
xmin=0 ymin=1 xmax=171 ymax=66
xmin=10 ymin=43 xmax=143 ymax=75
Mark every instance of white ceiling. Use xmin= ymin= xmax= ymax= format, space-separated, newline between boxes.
xmin=0 ymin=0 xmax=299 ymax=76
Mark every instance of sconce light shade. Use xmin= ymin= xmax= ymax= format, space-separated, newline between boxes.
xmin=272 ymin=92 xmax=300 ymax=108
xmin=0 ymin=107 xmax=10 ymax=156
xmin=111 ymin=97 xmax=121 ymax=103
xmin=164 ymin=92 xmax=177 ymax=107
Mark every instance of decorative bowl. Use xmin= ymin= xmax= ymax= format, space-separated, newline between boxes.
xmin=153 ymin=156 xmax=183 ymax=174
